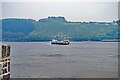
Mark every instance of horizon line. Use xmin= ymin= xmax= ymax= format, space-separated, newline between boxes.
xmin=0 ymin=17 xmax=119 ymax=22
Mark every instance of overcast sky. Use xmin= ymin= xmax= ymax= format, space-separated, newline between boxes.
xmin=1 ymin=2 xmax=118 ymax=22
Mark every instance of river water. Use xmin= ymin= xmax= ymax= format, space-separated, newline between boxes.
xmin=3 ymin=42 xmax=118 ymax=78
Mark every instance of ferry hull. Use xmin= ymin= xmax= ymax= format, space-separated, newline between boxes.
xmin=51 ymin=42 xmax=69 ymax=45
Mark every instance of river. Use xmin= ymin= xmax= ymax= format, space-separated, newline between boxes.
xmin=3 ymin=42 xmax=118 ymax=78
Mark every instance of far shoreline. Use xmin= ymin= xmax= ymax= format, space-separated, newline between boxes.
xmin=2 ymin=40 xmax=120 ymax=43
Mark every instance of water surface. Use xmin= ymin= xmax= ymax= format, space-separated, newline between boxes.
xmin=4 ymin=42 xmax=118 ymax=78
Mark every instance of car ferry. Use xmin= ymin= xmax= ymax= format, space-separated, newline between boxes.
xmin=51 ymin=35 xmax=70 ymax=45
